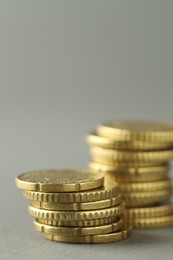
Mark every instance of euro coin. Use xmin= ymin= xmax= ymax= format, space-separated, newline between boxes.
xmin=23 ymin=180 xmax=120 ymax=203
xmin=97 ymin=120 xmax=173 ymax=142
xmin=87 ymin=131 xmax=173 ymax=151
xmin=37 ymin=216 xmax=119 ymax=227
xmin=34 ymin=218 xmax=123 ymax=236
xmin=90 ymin=146 xmax=173 ymax=164
xmin=28 ymin=204 xmax=125 ymax=221
xmin=16 ymin=169 xmax=104 ymax=192
xmin=126 ymin=204 xmax=173 ymax=218
xmin=44 ymin=226 xmax=131 ymax=243
xmin=30 ymin=195 xmax=122 ymax=211
xmin=89 ymin=162 xmax=169 ymax=182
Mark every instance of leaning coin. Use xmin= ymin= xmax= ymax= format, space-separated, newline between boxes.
xmin=34 ymin=218 xmax=123 ymax=236
xmin=16 ymin=169 xmax=104 ymax=192
xmin=28 ymin=204 xmax=125 ymax=221
xmin=37 ymin=216 xmax=119 ymax=227
xmin=23 ymin=180 xmax=120 ymax=203
xmin=126 ymin=204 xmax=173 ymax=218
xmin=30 ymin=195 xmax=122 ymax=211
xmin=45 ymin=226 xmax=131 ymax=243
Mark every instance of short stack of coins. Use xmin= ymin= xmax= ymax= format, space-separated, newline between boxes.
xmin=16 ymin=169 xmax=131 ymax=243
xmin=87 ymin=120 xmax=173 ymax=229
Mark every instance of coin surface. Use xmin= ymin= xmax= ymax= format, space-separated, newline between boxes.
xmin=97 ymin=120 xmax=173 ymax=142
xmin=120 ymin=179 xmax=172 ymax=193
xmin=16 ymin=169 xmax=104 ymax=192
xmin=23 ymin=180 xmax=120 ymax=203
xmin=126 ymin=204 xmax=173 ymax=218
xmin=127 ymin=215 xmax=173 ymax=229
xmin=28 ymin=204 xmax=124 ymax=221
xmin=122 ymin=189 xmax=172 ymax=207
xmin=34 ymin=218 xmax=123 ymax=236
xmin=89 ymin=162 xmax=169 ymax=182
xmin=44 ymin=226 xmax=131 ymax=243
xmin=37 ymin=216 xmax=119 ymax=227
xmin=87 ymin=131 xmax=173 ymax=151
xmin=90 ymin=147 xmax=173 ymax=164
xmin=30 ymin=195 xmax=122 ymax=211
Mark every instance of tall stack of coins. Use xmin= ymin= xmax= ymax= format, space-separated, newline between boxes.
xmin=16 ymin=169 xmax=131 ymax=243
xmin=87 ymin=121 xmax=173 ymax=229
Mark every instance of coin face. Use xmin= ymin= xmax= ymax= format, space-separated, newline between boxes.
xmin=16 ymin=169 xmax=104 ymax=192
xmin=98 ymin=120 xmax=173 ymax=141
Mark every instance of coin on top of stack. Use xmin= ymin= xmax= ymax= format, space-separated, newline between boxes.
xmin=87 ymin=120 xmax=173 ymax=229
xmin=16 ymin=169 xmax=131 ymax=243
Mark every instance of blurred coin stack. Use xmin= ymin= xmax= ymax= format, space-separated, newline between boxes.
xmin=16 ymin=169 xmax=131 ymax=243
xmin=87 ymin=121 xmax=173 ymax=229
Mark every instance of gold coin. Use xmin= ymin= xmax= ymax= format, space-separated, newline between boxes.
xmin=97 ymin=120 xmax=173 ymax=142
xmin=34 ymin=218 xmax=123 ymax=236
xmin=122 ymin=190 xmax=172 ymax=207
xmin=87 ymin=131 xmax=173 ymax=151
xmin=120 ymin=179 xmax=172 ymax=193
xmin=44 ymin=226 xmax=131 ymax=243
xmin=89 ymin=162 xmax=169 ymax=182
xmin=90 ymin=146 xmax=173 ymax=164
xmin=16 ymin=169 xmax=104 ymax=192
xmin=23 ymin=180 xmax=120 ymax=203
xmin=28 ymin=204 xmax=125 ymax=221
xmin=30 ymin=195 xmax=122 ymax=211
xmin=127 ymin=215 xmax=173 ymax=229
xmin=126 ymin=204 xmax=173 ymax=218
xmin=37 ymin=216 xmax=119 ymax=227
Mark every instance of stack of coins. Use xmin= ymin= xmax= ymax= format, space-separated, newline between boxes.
xmin=87 ymin=120 xmax=173 ymax=229
xmin=16 ymin=169 xmax=131 ymax=243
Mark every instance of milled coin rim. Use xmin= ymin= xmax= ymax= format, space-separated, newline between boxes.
xmin=23 ymin=180 xmax=120 ymax=203
xmin=28 ymin=204 xmax=125 ymax=221
xmin=34 ymin=218 xmax=123 ymax=236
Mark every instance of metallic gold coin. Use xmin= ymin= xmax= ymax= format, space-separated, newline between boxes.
xmin=30 ymin=195 xmax=122 ymax=211
xmin=28 ymin=204 xmax=125 ymax=221
xmin=127 ymin=215 xmax=173 ymax=229
xmin=126 ymin=204 xmax=173 ymax=218
xmin=37 ymin=216 xmax=119 ymax=227
xmin=45 ymin=226 xmax=131 ymax=244
xmin=89 ymin=162 xmax=169 ymax=183
xmin=120 ymin=179 xmax=172 ymax=193
xmin=122 ymin=189 xmax=172 ymax=207
xmin=87 ymin=131 xmax=173 ymax=151
xmin=23 ymin=180 xmax=120 ymax=203
xmin=16 ymin=169 xmax=104 ymax=192
xmin=90 ymin=146 xmax=173 ymax=164
xmin=34 ymin=218 xmax=123 ymax=236
xmin=97 ymin=120 xmax=173 ymax=142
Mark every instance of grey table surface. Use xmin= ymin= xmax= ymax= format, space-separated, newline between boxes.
xmin=1 ymin=1 xmax=173 ymax=259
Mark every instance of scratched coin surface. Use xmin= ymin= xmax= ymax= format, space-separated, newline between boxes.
xmin=16 ymin=169 xmax=104 ymax=192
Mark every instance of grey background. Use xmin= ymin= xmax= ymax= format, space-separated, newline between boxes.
xmin=0 ymin=0 xmax=173 ymax=259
